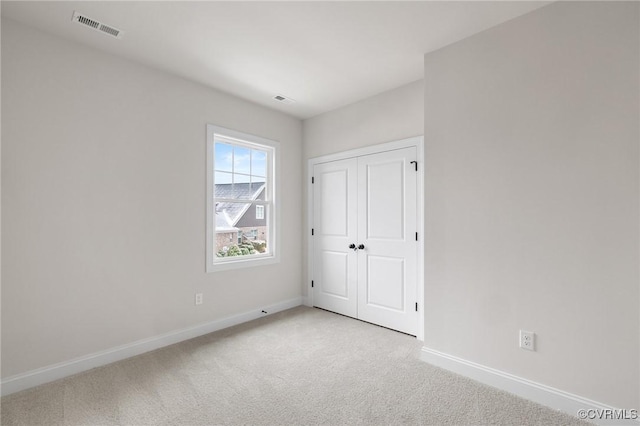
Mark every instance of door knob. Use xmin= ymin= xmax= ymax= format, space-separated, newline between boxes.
xmin=349 ymin=243 xmax=357 ymax=251
xmin=358 ymin=244 xmax=365 ymax=250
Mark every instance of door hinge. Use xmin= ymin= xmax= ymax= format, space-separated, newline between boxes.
xmin=415 ymin=302 xmax=418 ymax=312
xmin=311 ymin=228 xmax=315 ymax=236
xmin=415 ymin=232 xmax=418 ymax=241
xmin=312 ymin=176 xmax=315 ymax=184
xmin=410 ymin=161 xmax=418 ymax=171
xmin=311 ymin=280 xmax=314 ymax=288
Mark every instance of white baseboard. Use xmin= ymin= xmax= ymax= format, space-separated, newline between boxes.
xmin=1 ymin=297 xmax=302 ymax=397
xmin=420 ymin=347 xmax=638 ymax=426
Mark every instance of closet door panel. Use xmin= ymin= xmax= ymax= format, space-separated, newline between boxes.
xmin=312 ymin=158 xmax=358 ymax=317
xmin=357 ymin=147 xmax=418 ymax=335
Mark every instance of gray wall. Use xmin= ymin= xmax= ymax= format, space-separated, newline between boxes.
xmin=1 ymin=19 xmax=303 ymax=378
xmin=303 ymin=80 xmax=424 ymax=159
xmin=424 ymin=1 xmax=639 ymax=409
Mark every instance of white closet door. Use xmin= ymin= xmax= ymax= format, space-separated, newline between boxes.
xmin=357 ymin=147 xmax=418 ymax=335
xmin=312 ymin=158 xmax=358 ymax=317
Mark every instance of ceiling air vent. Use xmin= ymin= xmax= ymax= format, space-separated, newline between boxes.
xmin=273 ymin=94 xmax=296 ymax=105
xmin=72 ymin=11 xmax=123 ymax=39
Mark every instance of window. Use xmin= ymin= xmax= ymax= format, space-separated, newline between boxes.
xmin=206 ymin=125 xmax=279 ymax=271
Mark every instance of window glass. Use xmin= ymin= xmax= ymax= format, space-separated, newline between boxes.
xmin=207 ymin=125 xmax=278 ymax=271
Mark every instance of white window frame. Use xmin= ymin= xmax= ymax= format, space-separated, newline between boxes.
xmin=206 ymin=124 xmax=280 ymax=272
xmin=255 ymin=205 xmax=265 ymax=220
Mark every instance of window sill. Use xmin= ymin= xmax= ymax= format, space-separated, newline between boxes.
xmin=206 ymin=254 xmax=279 ymax=273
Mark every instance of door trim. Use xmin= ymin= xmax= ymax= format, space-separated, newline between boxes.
xmin=307 ymin=136 xmax=425 ymax=341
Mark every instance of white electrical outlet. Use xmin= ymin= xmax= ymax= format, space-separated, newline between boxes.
xmin=519 ymin=330 xmax=535 ymax=351
xmin=195 ymin=293 xmax=203 ymax=305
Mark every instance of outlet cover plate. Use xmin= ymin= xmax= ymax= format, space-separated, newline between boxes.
xmin=520 ymin=330 xmax=535 ymax=351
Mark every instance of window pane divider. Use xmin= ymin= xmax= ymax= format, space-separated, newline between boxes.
xmin=214 ymin=198 xmax=270 ymax=204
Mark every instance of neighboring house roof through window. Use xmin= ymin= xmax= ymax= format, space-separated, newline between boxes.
xmin=215 ymin=183 xmax=266 ymax=227
xmin=215 ymin=206 xmax=238 ymax=232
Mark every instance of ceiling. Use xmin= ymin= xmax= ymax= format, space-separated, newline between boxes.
xmin=1 ymin=1 xmax=549 ymax=119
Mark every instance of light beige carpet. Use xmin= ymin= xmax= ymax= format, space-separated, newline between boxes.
xmin=1 ymin=306 xmax=588 ymax=425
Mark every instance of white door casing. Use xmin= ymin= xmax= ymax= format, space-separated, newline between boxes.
xmin=311 ymin=143 xmax=419 ymax=336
